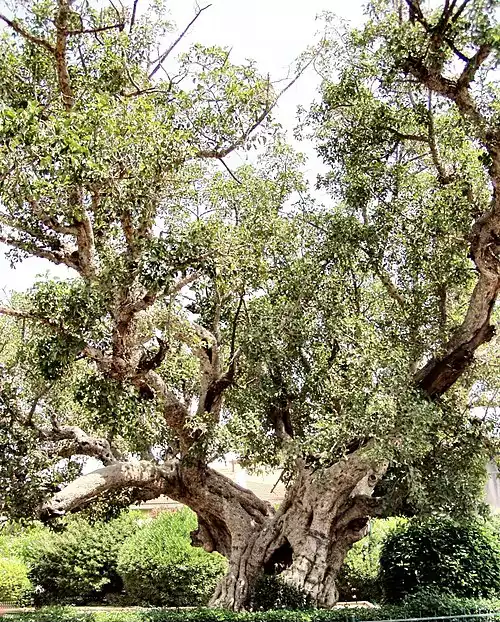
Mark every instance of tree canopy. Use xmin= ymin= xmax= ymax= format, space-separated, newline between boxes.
xmin=0 ymin=0 xmax=500 ymax=610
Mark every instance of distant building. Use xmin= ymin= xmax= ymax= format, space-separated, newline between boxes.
xmin=486 ymin=460 xmax=500 ymax=511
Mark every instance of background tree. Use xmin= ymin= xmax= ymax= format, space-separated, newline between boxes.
xmin=0 ymin=0 xmax=500 ymax=612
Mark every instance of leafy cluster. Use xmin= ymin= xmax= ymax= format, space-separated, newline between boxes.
xmin=117 ymin=509 xmax=227 ymax=607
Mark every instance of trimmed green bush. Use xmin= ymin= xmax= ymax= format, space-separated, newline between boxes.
xmin=0 ymin=522 xmax=49 ymax=560
xmin=117 ymin=508 xmax=227 ymax=607
xmin=337 ymin=517 xmax=404 ymax=603
xmin=5 ymin=593 xmax=500 ymax=622
xmin=21 ymin=512 xmax=140 ymax=605
xmin=0 ymin=556 xmax=32 ymax=604
xmin=379 ymin=517 xmax=500 ymax=602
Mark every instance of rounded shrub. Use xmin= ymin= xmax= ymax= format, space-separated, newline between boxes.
xmin=379 ymin=517 xmax=500 ymax=602
xmin=0 ymin=557 xmax=32 ymax=604
xmin=22 ymin=512 xmax=140 ymax=605
xmin=117 ymin=508 xmax=227 ymax=606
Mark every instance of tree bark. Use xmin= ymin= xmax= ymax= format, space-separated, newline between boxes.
xmin=208 ymin=452 xmax=386 ymax=610
xmin=41 ymin=448 xmax=385 ymax=611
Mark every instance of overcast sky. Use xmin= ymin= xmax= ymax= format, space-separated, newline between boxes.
xmin=0 ymin=0 xmax=366 ymax=294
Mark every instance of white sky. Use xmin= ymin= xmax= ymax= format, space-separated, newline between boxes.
xmin=0 ymin=0 xmax=366 ymax=293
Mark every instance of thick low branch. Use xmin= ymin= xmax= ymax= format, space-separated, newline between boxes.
xmin=41 ymin=459 xmax=179 ymax=517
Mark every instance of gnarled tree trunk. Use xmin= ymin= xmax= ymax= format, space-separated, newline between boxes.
xmin=42 ymin=448 xmax=385 ymax=611
xmin=205 ymin=452 xmax=387 ymax=611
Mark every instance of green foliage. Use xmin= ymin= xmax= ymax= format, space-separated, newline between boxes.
xmin=7 ymin=593 xmax=500 ymax=621
xmin=0 ymin=556 xmax=32 ymax=605
xmin=337 ymin=517 xmax=405 ymax=602
xmin=0 ymin=1 xmax=499 ymax=611
xmin=379 ymin=517 xmax=500 ymax=602
xmin=21 ymin=513 xmax=140 ymax=605
xmin=117 ymin=509 xmax=227 ymax=607
xmin=0 ymin=522 xmax=49 ymax=561
xmin=0 ymin=406 xmax=79 ymax=520
xmin=251 ymin=575 xmax=313 ymax=611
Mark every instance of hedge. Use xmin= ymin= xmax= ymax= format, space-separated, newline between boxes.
xmin=21 ymin=512 xmax=141 ymax=605
xmin=117 ymin=509 xmax=227 ymax=607
xmin=6 ymin=592 xmax=500 ymax=622
xmin=379 ymin=517 xmax=500 ymax=602
xmin=0 ymin=557 xmax=32 ymax=605
xmin=337 ymin=517 xmax=404 ymax=603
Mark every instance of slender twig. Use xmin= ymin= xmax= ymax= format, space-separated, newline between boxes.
xmin=0 ymin=14 xmax=55 ymax=53
xmin=149 ymin=4 xmax=212 ymax=79
xmin=219 ymin=158 xmax=242 ymax=184
xmin=198 ymin=56 xmax=315 ymax=160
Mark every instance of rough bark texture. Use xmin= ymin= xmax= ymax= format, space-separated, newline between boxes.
xmin=41 ymin=448 xmax=385 ymax=611
xmin=207 ymin=453 xmax=387 ymax=610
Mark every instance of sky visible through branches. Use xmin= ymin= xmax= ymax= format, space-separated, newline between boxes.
xmin=0 ymin=0 xmax=365 ymax=292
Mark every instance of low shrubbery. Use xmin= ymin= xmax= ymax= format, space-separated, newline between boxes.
xmin=0 ymin=556 xmax=32 ymax=604
xmin=379 ymin=517 xmax=500 ymax=602
xmin=337 ymin=517 xmax=405 ymax=603
xmin=3 ymin=512 xmax=500 ymax=609
xmin=6 ymin=592 xmax=500 ymax=622
xmin=250 ymin=575 xmax=313 ymax=611
xmin=20 ymin=512 xmax=141 ymax=605
xmin=117 ymin=508 xmax=227 ymax=607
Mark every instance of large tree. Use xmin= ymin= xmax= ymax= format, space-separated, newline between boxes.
xmin=1 ymin=0 xmax=500 ymax=611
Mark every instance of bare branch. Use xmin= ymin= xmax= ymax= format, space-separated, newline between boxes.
xmin=28 ymin=199 xmax=79 ymax=235
xmin=129 ymin=0 xmax=139 ymax=32
xmin=0 ymin=232 xmax=80 ymax=271
xmin=66 ymin=23 xmax=125 ymax=35
xmin=0 ymin=306 xmax=64 ymax=332
xmin=426 ymin=91 xmax=451 ymax=184
xmin=167 ymin=271 xmax=202 ymax=296
xmin=148 ymin=4 xmax=212 ymax=79
xmin=143 ymin=370 xmax=191 ymax=445
xmin=0 ymin=14 xmax=55 ymax=53
xmin=37 ymin=424 xmax=120 ymax=465
xmin=75 ymin=207 xmax=97 ymax=278
xmin=388 ymin=128 xmax=428 ymax=142
xmin=415 ymin=270 xmax=499 ymax=396
xmin=451 ymin=0 xmax=471 ymax=23
xmin=374 ymin=266 xmax=406 ymax=309
xmin=404 ymin=0 xmax=429 ymax=28
xmin=230 ymin=294 xmax=244 ymax=361
xmin=405 ymin=56 xmax=486 ymax=131
xmin=457 ymin=43 xmax=492 ymax=90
